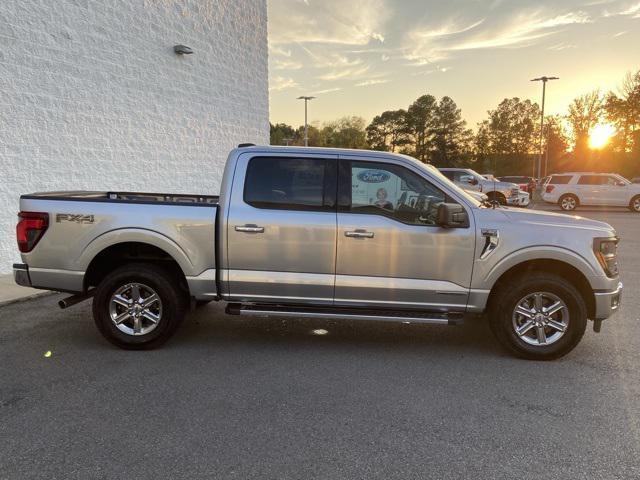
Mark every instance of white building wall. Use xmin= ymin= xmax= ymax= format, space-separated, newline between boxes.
xmin=0 ymin=0 xmax=268 ymax=273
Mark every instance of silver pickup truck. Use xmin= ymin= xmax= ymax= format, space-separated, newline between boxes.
xmin=13 ymin=145 xmax=622 ymax=359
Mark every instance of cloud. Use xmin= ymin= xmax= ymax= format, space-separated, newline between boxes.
xmin=403 ymin=9 xmax=592 ymax=65
xmin=269 ymin=76 xmax=299 ymax=93
xmin=269 ymin=0 xmax=390 ymax=46
xmin=355 ymin=79 xmax=389 ymax=87
xmin=273 ymin=59 xmax=303 ymax=70
xmin=319 ymin=66 xmax=370 ymax=81
xmin=313 ymin=87 xmax=342 ymax=95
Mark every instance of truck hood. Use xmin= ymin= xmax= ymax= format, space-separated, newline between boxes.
xmin=500 ymin=207 xmax=615 ymax=234
xmin=480 ymin=180 xmax=518 ymax=190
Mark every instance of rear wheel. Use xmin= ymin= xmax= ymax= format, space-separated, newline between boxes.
xmin=488 ymin=272 xmax=587 ymax=360
xmin=559 ymin=194 xmax=578 ymax=211
xmin=629 ymin=195 xmax=640 ymax=213
xmin=92 ymin=263 xmax=187 ymax=349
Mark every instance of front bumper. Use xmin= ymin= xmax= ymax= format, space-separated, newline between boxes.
xmin=13 ymin=263 xmax=32 ymax=288
xmin=594 ymin=281 xmax=623 ymax=320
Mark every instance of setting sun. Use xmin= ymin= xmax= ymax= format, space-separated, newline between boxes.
xmin=589 ymin=123 xmax=616 ymax=149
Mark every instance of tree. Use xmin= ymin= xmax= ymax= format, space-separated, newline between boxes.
xmin=567 ymin=90 xmax=603 ymax=156
xmin=430 ymin=96 xmax=473 ymax=167
xmin=366 ymin=110 xmax=410 ymax=152
xmin=321 ymin=116 xmax=368 ymax=149
xmin=406 ymin=94 xmax=437 ymax=162
xmin=604 ymin=71 xmax=640 ymax=153
xmin=544 ymin=115 xmax=570 ymax=173
xmin=485 ymin=98 xmax=540 ymax=155
xmin=270 ymin=123 xmax=297 ymax=145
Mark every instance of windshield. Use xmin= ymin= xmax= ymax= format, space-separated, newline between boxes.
xmin=424 ymin=164 xmax=482 ymax=207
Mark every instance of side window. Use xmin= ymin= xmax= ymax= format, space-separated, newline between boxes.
xmin=604 ymin=176 xmax=618 ymax=186
xmin=550 ymin=175 xmax=573 ymax=184
xmin=341 ymin=161 xmax=449 ymax=226
xmin=244 ymin=157 xmax=336 ymax=211
xmin=441 ymin=170 xmax=455 ymax=181
xmin=578 ymin=175 xmax=600 ymax=185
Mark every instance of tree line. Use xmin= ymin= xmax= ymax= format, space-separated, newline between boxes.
xmin=270 ymin=70 xmax=640 ymax=177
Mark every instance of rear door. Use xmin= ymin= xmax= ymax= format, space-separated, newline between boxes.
xmin=225 ymin=154 xmax=337 ymax=305
xmin=335 ymin=157 xmax=475 ymax=310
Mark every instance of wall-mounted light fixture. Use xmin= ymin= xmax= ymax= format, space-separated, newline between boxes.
xmin=174 ymin=45 xmax=193 ymax=55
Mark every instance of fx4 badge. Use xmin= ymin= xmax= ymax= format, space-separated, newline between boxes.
xmin=56 ymin=213 xmax=95 ymax=224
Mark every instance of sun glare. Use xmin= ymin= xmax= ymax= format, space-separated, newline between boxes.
xmin=589 ymin=123 xmax=616 ymax=149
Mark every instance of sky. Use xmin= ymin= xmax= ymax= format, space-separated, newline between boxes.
xmin=268 ymin=0 xmax=640 ymax=130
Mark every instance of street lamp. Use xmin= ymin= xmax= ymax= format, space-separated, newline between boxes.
xmin=297 ymin=96 xmax=315 ymax=147
xmin=530 ymin=76 xmax=559 ymax=179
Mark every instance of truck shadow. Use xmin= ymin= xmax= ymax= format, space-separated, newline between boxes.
xmin=174 ymin=303 xmax=503 ymax=358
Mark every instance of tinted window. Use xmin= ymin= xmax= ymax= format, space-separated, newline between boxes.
xmin=441 ymin=170 xmax=455 ymax=181
xmin=549 ymin=175 xmax=573 ymax=184
xmin=577 ymin=175 xmax=606 ymax=185
xmin=341 ymin=161 xmax=449 ymax=226
xmin=244 ymin=157 xmax=335 ymax=210
xmin=501 ymin=176 xmax=528 ymax=183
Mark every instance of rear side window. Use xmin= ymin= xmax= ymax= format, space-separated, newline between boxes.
xmin=244 ymin=157 xmax=336 ymax=211
xmin=549 ymin=175 xmax=573 ymax=184
xmin=577 ymin=175 xmax=605 ymax=185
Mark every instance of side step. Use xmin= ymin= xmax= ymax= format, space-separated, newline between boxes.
xmin=225 ymin=303 xmax=464 ymax=325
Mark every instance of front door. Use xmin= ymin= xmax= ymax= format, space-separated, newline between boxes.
xmin=225 ymin=154 xmax=337 ymax=305
xmin=335 ymin=158 xmax=476 ymax=311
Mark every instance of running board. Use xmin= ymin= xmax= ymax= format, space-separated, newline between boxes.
xmin=225 ymin=303 xmax=464 ymax=325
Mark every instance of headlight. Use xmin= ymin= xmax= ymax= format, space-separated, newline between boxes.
xmin=510 ymin=188 xmax=519 ymax=197
xmin=594 ymin=237 xmax=619 ymax=277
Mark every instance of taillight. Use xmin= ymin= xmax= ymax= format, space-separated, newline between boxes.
xmin=545 ymin=185 xmax=555 ymax=193
xmin=16 ymin=212 xmax=49 ymax=253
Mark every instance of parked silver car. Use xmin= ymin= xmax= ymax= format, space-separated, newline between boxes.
xmin=13 ymin=146 xmax=622 ymax=359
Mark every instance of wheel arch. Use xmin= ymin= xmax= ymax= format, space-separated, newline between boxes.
xmin=486 ymin=258 xmax=596 ymax=319
xmin=81 ymin=234 xmax=191 ymax=293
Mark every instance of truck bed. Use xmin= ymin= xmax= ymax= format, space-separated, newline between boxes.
xmin=21 ymin=190 xmax=219 ymax=206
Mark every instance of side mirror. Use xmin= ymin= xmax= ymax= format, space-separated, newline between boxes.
xmin=437 ymin=203 xmax=469 ymax=228
xmin=616 ymin=181 xmax=626 ymax=187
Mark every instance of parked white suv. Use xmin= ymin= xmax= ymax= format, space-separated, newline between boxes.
xmin=543 ymin=172 xmax=640 ymax=212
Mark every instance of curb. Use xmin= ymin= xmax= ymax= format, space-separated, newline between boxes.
xmin=0 ymin=291 xmax=57 ymax=308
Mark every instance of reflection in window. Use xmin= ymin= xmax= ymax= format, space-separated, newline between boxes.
xmin=348 ymin=162 xmax=449 ymax=225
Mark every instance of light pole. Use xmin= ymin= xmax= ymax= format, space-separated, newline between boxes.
xmin=530 ymin=76 xmax=558 ymax=179
xmin=297 ymin=96 xmax=315 ymax=147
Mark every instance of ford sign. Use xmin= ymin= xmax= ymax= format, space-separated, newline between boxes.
xmin=357 ymin=170 xmax=390 ymax=183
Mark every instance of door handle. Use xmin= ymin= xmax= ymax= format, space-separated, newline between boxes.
xmin=345 ymin=229 xmax=374 ymax=239
xmin=235 ymin=224 xmax=264 ymax=233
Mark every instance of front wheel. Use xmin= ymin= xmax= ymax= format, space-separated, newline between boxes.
xmin=488 ymin=273 xmax=587 ymax=360
xmin=92 ymin=263 xmax=187 ymax=349
xmin=629 ymin=195 xmax=640 ymax=213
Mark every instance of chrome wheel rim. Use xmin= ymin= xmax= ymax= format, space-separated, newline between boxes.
xmin=633 ymin=198 xmax=640 ymax=211
xmin=512 ymin=292 xmax=569 ymax=346
xmin=109 ymin=283 xmax=162 ymax=336
xmin=561 ymin=197 xmax=576 ymax=210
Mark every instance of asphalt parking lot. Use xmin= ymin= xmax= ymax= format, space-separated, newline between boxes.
xmin=1 ymin=206 xmax=639 ymax=479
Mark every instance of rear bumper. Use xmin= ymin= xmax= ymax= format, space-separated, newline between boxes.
xmin=12 ymin=263 xmax=83 ymax=293
xmin=13 ymin=263 xmax=32 ymax=288
xmin=594 ymin=282 xmax=623 ymax=320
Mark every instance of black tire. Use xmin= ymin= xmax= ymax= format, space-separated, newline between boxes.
xmin=92 ymin=263 xmax=187 ymax=350
xmin=629 ymin=195 xmax=640 ymax=213
xmin=487 ymin=192 xmax=507 ymax=205
xmin=488 ymin=272 xmax=587 ymax=360
xmin=559 ymin=194 xmax=578 ymax=211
